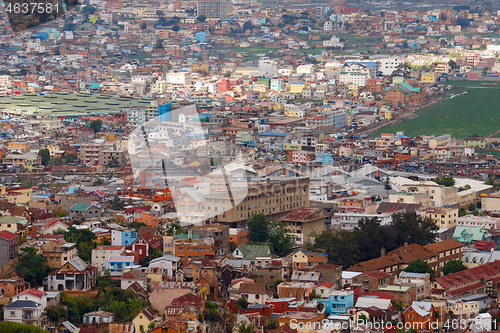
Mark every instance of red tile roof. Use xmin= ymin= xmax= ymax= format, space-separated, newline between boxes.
xmin=0 ymin=230 xmax=18 ymax=240
xmin=358 ymin=270 xmax=390 ymax=280
xmin=15 ymin=288 xmax=46 ymax=298
xmin=316 ymin=281 xmax=334 ymax=289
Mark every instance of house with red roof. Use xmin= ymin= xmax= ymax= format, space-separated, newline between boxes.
xmin=0 ymin=230 xmax=19 ymax=267
xmin=12 ymin=288 xmax=47 ymax=310
xmin=130 ymin=231 xmax=162 ymax=260
xmin=314 ymin=281 xmax=336 ymax=299
xmin=352 ymin=270 xmax=393 ymax=294
xmin=432 ymin=260 xmax=500 ymax=297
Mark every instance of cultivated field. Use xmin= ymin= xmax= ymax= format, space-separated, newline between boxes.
xmin=372 ymin=81 xmax=500 ymax=139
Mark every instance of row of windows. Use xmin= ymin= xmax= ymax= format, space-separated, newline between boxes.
xmin=178 ymin=246 xmax=212 ymax=251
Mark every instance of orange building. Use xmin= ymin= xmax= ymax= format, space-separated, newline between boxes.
xmin=384 ymin=80 xmax=426 ymax=104
xmin=228 ymin=228 xmax=249 ymax=247
xmin=0 ymin=277 xmax=29 ymax=297
xmin=135 ymin=212 xmax=161 ymax=228
xmin=403 ymin=301 xmax=436 ymax=331
xmin=173 ymin=233 xmax=215 ymax=264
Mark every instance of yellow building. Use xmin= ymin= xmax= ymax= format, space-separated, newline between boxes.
xmin=146 ymin=267 xmax=164 ymax=283
xmin=419 ymin=207 xmax=458 ymax=229
xmin=0 ymin=185 xmax=6 ymax=194
xmin=3 ymin=154 xmax=41 ymax=172
xmin=0 ymin=216 xmax=21 ymax=233
xmin=46 ymin=144 xmax=60 ymax=157
xmin=315 ymin=144 xmax=328 ymax=153
xmin=289 ymin=82 xmax=306 ymax=94
xmin=420 ymin=72 xmax=436 ymax=83
xmin=8 ymin=142 xmax=30 ymax=153
xmin=133 ymin=307 xmax=159 ymax=333
xmin=191 ymin=63 xmax=209 ymax=72
xmin=380 ymin=107 xmax=392 ymax=120
xmin=4 ymin=187 xmax=33 ymax=204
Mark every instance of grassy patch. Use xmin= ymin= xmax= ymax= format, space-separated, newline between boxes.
xmin=372 ymin=81 xmax=500 ymax=139
xmin=475 ymin=150 xmax=500 ymax=158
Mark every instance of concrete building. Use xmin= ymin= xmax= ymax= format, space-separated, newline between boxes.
xmin=80 ymin=143 xmax=104 ymax=166
xmin=92 ymin=245 xmax=126 ymax=274
xmin=258 ymin=57 xmax=278 ymax=78
xmin=204 ymin=177 xmax=310 ymax=228
xmin=197 ymin=0 xmax=233 ymax=18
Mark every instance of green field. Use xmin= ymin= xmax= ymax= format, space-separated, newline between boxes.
xmin=372 ymin=81 xmax=500 ymax=139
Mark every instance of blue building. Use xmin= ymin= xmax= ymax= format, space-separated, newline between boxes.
xmin=196 ymin=32 xmax=207 ymax=43
xmin=111 ymin=228 xmax=137 ymax=246
xmin=344 ymin=60 xmax=379 ymax=77
xmin=107 ymin=256 xmax=136 ymax=275
xmin=315 ymin=153 xmax=333 ymax=165
xmin=157 ymin=102 xmax=172 ymax=121
xmin=262 ymin=33 xmax=273 ymax=43
xmin=318 ymin=291 xmax=354 ymax=314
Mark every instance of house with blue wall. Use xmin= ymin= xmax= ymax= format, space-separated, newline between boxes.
xmin=318 ymin=291 xmax=354 ymax=314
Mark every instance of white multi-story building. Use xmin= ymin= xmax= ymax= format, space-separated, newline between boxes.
xmin=456 ymin=215 xmax=500 ymax=229
xmin=339 ymin=72 xmax=368 ymax=87
xmin=258 ymin=57 xmax=279 ymax=78
xmin=127 ymin=107 xmax=147 ymax=128
xmin=323 ymin=36 xmax=344 ymax=48
xmin=324 ymin=21 xmax=333 ymax=32
xmin=166 ymin=72 xmax=192 ymax=86
xmin=379 ymin=56 xmax=405 ymax=76
xmin=151 ymin=80 xmax=168 ymax=94
xmin=92 ymin=245 xmax=126 ymax=275
xmin=333 ymin=110 xmax=347 ymax=129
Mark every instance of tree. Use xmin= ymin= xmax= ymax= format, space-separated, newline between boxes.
xmin=0 ymin=322 xmax=51 ymax=333
xmin=443 ymin=259 xmax=467 ymax=275
xmin=140 ymin=22 xmax=147 ymax=30
xmin=236 ymin=297 xmax=249 ymax=310
xmin=459 ymin=207 xmax=467 ymax=217
xmin=156 ymin=10 xmax=164 ymax=17
xmin=15 ymin=247 xmax=52 ymax=287
xmin=242 ymin=21 xmax=254 ymax=31
xmin=391 ymin=212 xmax=438 ymax=247
xmin=172 ymin=24 xmax=180 ymax=32
xmin=155 ymin=38 xmax=163 ymax=49
xmin=434 ymin=175 xmax=455 ymax=187
xmin=64 ymin=226 xmax=97 ymax=261
xmin=197 ymin=15 xmax=206 ymax=23
xmin=271 ymin=279 xmax=284 ymax=290
xmin=45 ymin=306 xmax=68 ymax=324
xmin=204 ymin=300 xmax=222 ymax=322
xmin=229 ymin=241 xmax=237 ymax=253
xmin=468 ymin=203 xmax=476 ymax=211
xmin=384 ymin=177 xmax=391 ymax=191
xmin=404 ymin=259 xmax=436 ymax=278
xmin=448 ymin=59 xmax=458 ymax=69
xmin=247 ymin=213 xmax=269 ymax=243
xmin=268 ymin=221 xmax=293 ymax=257
xmin=456 ymin=18 xmax=470 ymax=29
xmin=112 ymin=194 xmax=124 ymax=210
xmin=89 ymin=119 xmax=103 ymax=133
xmin=393 ymin=62 xmax=411 ymax=77
xmin=107 ymin=158 xmax=120 ymax=167
xmin=38 ymin=149 xmax=50 ymax=166
xmin=93 ymin=178 xmax=105 ymax=186
xmin=237 ymin=322 xmax=254 ymax=333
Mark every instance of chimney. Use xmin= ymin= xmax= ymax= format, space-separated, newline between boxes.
xmin=266 ymin=178 xmax=270 ymax=184
xmin=404 ymin=241 xmax=408 ymax=247
xmin=381 ymin=247 xmax=386 ymax=257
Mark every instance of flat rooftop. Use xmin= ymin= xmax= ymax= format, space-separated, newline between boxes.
xmin=0 ymin=92 xmax=156 ymax=116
